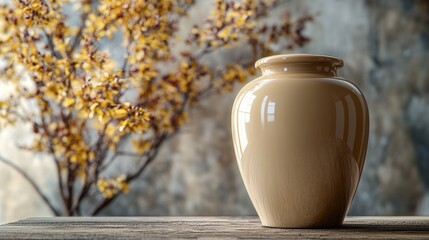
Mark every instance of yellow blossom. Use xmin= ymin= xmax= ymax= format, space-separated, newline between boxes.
xmin=0 ymin=0 xmax=311 ymax=214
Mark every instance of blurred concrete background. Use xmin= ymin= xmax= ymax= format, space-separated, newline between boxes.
xmin=1 ymin=0 xmax=429 ymax=223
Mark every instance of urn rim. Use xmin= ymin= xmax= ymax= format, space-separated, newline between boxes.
xmin=255 ymin=54 xmax=344 ymax=69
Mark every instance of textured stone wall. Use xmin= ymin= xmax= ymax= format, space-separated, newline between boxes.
xmin=1 ymin=0 xmax=428 ymax=224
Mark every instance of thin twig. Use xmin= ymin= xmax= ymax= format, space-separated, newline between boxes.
xmin=126 ymin=136 xmax=166 ymax=182
xmin=0 ymin=155 xmax=61 ymax=216
xmin=43 ymin=30 xmax=62 ymax=59
xmin=90 ymin=136 xmax=164 ymax=216
xmin=40 ymin=112 xmax=69 ymax=215
xmin=67 ymin=16 xmax=87 ymax=56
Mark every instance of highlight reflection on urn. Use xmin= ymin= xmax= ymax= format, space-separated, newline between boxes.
xmin=231 ymin=54 xmax=369 ymax=228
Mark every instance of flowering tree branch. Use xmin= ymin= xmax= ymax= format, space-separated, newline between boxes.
xmin=0 ymin=0 xmax=312 ymax=216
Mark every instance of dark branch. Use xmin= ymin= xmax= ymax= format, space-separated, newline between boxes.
xmin=0 ymin=155 xmax=61 ymax=216
xmin=43 ymin=30 xmax=63 ymax=59
xmin=40 ymin=113 xmax=69 ymax=215
xmin=90 ymin=134 xmax=166 ymax=216
xmin=67 ymin=11 xmax=90 ymax=56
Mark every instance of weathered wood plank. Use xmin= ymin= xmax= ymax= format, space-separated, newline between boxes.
xmin=1 ymin=216 xmax=428 ymax=239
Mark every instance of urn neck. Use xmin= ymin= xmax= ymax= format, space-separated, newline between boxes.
xmin=255 ymin=54 xmax=343 ymax=77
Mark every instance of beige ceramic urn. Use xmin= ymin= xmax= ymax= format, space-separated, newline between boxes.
xmin=231 ymin=54 xmax=369 ymax=228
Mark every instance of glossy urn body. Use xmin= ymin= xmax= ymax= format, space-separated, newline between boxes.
xmin=231 ymin=54 xmax=369 ymax=228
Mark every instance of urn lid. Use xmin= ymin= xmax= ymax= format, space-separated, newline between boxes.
xmin=255 ymin=54 xmax=344 ymax=69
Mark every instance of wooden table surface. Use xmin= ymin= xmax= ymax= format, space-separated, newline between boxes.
xmin=1 ymin=216 xmax=428 ymax=239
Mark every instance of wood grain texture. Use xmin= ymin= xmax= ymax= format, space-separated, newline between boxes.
xmin=1 ymin=216 xmax=428 ymax=239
